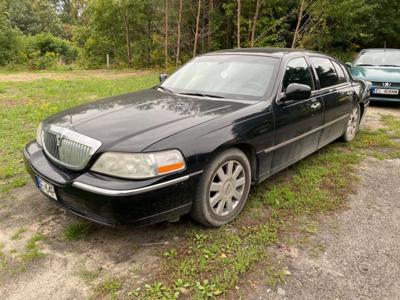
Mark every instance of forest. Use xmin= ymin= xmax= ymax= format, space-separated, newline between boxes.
xmin=0 ymin=0 xmax=399 ymax=70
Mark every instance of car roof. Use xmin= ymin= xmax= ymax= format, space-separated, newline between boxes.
xmin=360 ymin=48 xmax=400 ymax=52
xmin=207 ymin=47 xmax=324 ymax=58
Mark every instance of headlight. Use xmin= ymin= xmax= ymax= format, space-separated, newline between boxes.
xmin=91 ymin=150 xmax=186 ymax=179
xmin=36 ymin=122 xmax=43 ymax=147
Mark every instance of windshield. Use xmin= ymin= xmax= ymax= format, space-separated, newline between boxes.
xmin=354 ymin=50 xmax=400 ymax=67
xmin=161 ymin=55 xmax=279 ymax=100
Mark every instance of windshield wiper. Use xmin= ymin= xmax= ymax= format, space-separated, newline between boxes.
xmin=378 ymin=64 xmax=400 ymax=67
xmin=356 ymin=64 xmax=374 ymax=66
xmin=157 ymin=85 xmax=176 ymax=94
xmin=178 ymin=92 xmax=225 ymax=99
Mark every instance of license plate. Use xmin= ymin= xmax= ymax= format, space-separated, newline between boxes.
xmin=373 ymin=88 xmax=399 ymax=95
xmin=35 ymin=176 xmax=57 ymax=200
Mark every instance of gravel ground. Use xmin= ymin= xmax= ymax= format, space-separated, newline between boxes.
xmin=254 ymin=104 xmax=400 ymax=300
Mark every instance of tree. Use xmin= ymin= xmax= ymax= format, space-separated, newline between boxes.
xmin=236 ymin=0 xmax=241 ymax=48
xmin=8 ymin=0 xmax=63 ymax=37
xmin=165 ymin=0 xmax=169 ymax=69
xmin=250 ymin=0 xmax=260 ymax=47
xmin=176 ymin=0 xmax=183 ymax=66
xmin=193 ymin=0 xmax=201 ymax=57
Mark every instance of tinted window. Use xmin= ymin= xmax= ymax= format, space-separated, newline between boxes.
xmin=311 ymin=57 xmax=339 ymax=88
xmin=282 ymin=57 xmax=313 ymax=90
xmin=332 ymin=60 xmax=346 ymax=83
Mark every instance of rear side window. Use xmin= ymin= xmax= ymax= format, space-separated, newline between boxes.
xmin=311 ymin=57 xmax=339 ymax=88
xmin=332 ymin=60 xmax=347 ymax=83
xmin=282 ymin=57 xmax=314 ymax=91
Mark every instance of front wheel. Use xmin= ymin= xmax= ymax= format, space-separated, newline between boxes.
xmin=191 ymin=148 xmax=251 ymax=227
xmin=342 ymin=104 xmax=361 ymax=142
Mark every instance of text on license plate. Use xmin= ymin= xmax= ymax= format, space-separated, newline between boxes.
xmin=373 ymin=88 xmax=399 ymax=95
xmin=35 ymin=176 xmax=57 ymax=200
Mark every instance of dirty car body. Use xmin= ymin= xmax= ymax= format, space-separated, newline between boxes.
xmin=24 ymin=48 xmax=370 ymax=226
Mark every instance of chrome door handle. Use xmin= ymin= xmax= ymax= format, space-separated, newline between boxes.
xmin=311 ymin=102 xmax=321 ymax=110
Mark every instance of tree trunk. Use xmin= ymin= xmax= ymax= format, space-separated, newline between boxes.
xmin=122 ymin=7 xmax=132 ymax=66
xmin=176 ymin=0 xmax=183 ymax=66
xmin=237 ymin=0 xmax=241 ymax=48
xmin=208 ymin=0 xmax=213 ymax=51
xmin=250 ymin=0 xmax=260 ymax=47
xmin=193 ymin=0 xmax=201 ymax=57
xmin=292 ymin=0 xmax=305 ymax=48
xmin=164 ymin=0 xmax=168 ymax=69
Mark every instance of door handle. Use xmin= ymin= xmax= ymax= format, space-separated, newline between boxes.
xmin=311 ymin=102 xmax=321 ymax=110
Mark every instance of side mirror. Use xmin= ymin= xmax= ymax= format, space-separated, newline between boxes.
xmin=159 ymin=73 xmax=168 ymax=83
xmin=284 ymin=83 xmax=312 ymax=101
xmin=345 ymin=62 xmax=353 ymax=68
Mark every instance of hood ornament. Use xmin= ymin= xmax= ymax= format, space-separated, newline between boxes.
xmin=383 ymin=82 xmax=391 ymax=87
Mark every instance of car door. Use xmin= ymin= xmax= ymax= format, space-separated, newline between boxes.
xmin=309 ymin=57 xmax=353 ymax=147
xmin=270 ymin=56 xmax=324 ymax=175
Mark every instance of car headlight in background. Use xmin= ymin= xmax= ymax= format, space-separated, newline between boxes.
xmin=36 ymin=122 xmax=43 ymax=147
xmin=91 ymin=150 xmax=186 ymax=179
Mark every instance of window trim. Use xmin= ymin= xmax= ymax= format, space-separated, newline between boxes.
xmin=280 ymin=55 xmax=316 ymax=92
xmin=331 ymin=59 xmax=347 ymax=84
xmin=309 ymin=56 xmax=350 ymax=91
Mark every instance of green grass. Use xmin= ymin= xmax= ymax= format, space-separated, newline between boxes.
xmin=64 ymin=222 xmax=91 ymax=241
xmin=20 ymin=233 xmax=46 ymax=264
xmin=10 ymin=227 xmax=26 ymax=240
xmin=132 ymin=114 xmax=400 ymax=299
xmin=0 ymin=73 xmax=158 ymax=193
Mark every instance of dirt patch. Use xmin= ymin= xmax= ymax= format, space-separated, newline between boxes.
xmin=0 ymin=183 xmax=186 ymax=300
xmin=362 ymin=104 xmax=400 ymax=130
xmin=0 ymin=70 xmax=154 ymax=82
xmin=0 ymin=99 xmax=31 ymax=108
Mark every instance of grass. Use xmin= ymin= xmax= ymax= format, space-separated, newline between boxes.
xmin=0 ymin=72 xmax=158 ymax=193
xmin=20 ymin=233 xmax=46 ymax=263
xmin=0 ymin=70 xmax=399 ymax=298
xmin=10 ymin=227 xmax=26 ymax=240
xmin=130 ymin=114 xmax=400 ymax=299
xmin=64 ymin=222 xmax=91 ymax=241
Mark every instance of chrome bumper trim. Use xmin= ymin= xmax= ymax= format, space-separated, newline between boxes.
xmin=72 ymin=171 xmax=202 ymax=196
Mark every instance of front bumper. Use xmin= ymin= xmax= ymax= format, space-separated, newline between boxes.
xmin=24 ymin=141 xmax=201 ymax=226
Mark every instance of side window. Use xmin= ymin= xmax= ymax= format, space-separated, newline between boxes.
xmin=310 ymin=57 xmax=339 ymax=88
xmin=332 ymin=60 xmax=347 ymax=83
xmin=282 ymin=57 xmax=313 ymax=91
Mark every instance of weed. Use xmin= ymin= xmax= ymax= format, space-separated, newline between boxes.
xmin=64 ymin=222 xmax=91 ymax=240
xmin=10 ymin=227 xmax=26 ymax=240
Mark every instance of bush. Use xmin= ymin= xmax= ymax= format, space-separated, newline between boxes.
xmin=25 ymin=33 xmax=78 ymax=69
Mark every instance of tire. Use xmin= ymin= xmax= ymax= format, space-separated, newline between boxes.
xmin=190 ymin=148 xmax=251 ymax=227
xmin=342 ymin=103 xmax=361 ymax=142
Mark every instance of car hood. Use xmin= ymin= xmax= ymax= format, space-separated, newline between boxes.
xmin=45 ymin=89 xmax=252 ymax=152
xmin=351 ymin=66 xmax=400 ymax=82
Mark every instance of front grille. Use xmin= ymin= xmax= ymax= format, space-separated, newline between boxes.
xmin=42 ymin=124 xmax=102 ymax=170
xmin=371 ymin=81 xmax=400 ymax=87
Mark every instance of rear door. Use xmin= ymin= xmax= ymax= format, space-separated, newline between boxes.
xmin=309 ymin=56 xmax=353 ymax=147
xmin=270 ymin=56 xmax=324 ymax=175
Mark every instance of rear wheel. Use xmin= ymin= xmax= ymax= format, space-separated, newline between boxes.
xmin=191 ymin=148 xmax=251 ymax=227
xmin=342 ymin=104 xmax=361 ymax=142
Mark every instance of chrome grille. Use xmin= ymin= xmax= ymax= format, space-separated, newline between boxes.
xmin=42 ymin=124 xmax=102 ymax=170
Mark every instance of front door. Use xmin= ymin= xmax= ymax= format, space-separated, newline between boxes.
xmin=270 ymin=56 xmax=324 ymax=174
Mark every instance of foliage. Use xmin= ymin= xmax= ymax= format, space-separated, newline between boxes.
xmin=1 ymin=0 xmax=399 ymax=69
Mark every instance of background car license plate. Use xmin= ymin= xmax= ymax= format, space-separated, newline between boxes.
xmin=35 ymin=176 xmax=57 ymax=200
xmin=374 ymin=88 xmax=399 ymax=95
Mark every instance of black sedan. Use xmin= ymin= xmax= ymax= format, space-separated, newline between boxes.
xmin=24 ymin=48 xmax=370 ymax=227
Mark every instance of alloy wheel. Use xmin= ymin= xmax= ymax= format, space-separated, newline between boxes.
xmin=346 ymin=105 xmax=360 ymax=140
xmin=208 ymin=160 xmax=246 ymax=216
